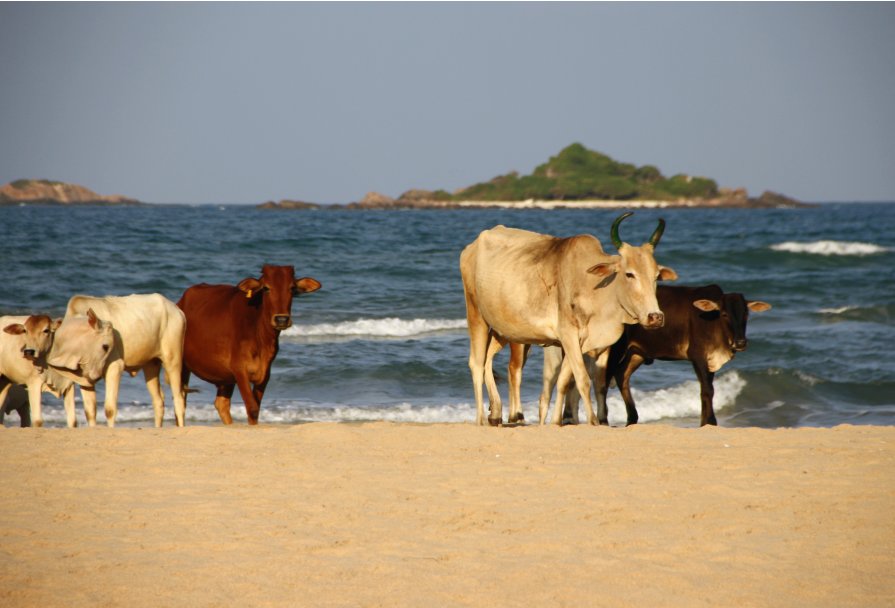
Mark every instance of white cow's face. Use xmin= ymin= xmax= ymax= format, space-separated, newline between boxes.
xmin=47 ymin=309 xmax=115 ymax=384
xmin=2 ymin=315 xmax=59 ymax=361
xmin=588 ymin=213 xmax=677 ymax=329
xmin=616 ymin=243 xmax=677 ymax=328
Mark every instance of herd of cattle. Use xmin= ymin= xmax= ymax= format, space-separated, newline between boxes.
xmin=0 ymin=265 xmax=321 ymax=427
xmin=1 ymin=213 xmax=769 ymax=428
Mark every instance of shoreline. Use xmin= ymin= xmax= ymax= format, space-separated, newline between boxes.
xmin=2 ymin=422 xmax=892 ymax=607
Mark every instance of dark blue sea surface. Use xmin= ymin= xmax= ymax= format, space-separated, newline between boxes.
xmin=2 ymin=202 xmax=893 ymax=428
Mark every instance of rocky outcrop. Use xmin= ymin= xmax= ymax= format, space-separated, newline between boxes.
xmin=257 ymin=199 xmax=321 ymax=210
xmin=749 ymin=190 xmax=807 ymax=208
xmin=0 ymin=179 xmax=140 ymax=205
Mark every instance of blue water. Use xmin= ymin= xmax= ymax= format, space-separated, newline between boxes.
xmin=2 ymin=203 xmax=894 ymax=428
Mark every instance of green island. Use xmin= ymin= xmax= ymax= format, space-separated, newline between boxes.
xmin=2 ymin=144 xmax=805 ymax=209
xmin=264 ymin=143 xmax=804 ymax=210
xmin=434 ymin=142 xmax=721 ymax=203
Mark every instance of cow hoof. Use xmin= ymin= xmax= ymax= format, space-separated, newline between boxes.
xmin=508 ymin=413 xmax=525 ymax=424
xmin=487 ymin=417 xmax=502 ymax=427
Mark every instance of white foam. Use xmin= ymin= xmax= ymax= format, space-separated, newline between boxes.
xmin=771 ymin=240 xmax=888 ymax=256
xmin=588 ymin=371 xmax=746 ymax=425
xmin=284 ymin=317 xmax=467 ymax=342
xmin=819 ymin=306 xmax=857 ymax=314
xmin=16 ymin=373 xmax=746 ymax=428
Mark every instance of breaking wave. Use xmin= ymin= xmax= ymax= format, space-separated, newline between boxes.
xmin=770 ymin=240 xmax=889 ymax=256
xmin=24 ymin=372 xmax=747 ymax=428
xmin=284 ymin=317 xmax=467 ymax=342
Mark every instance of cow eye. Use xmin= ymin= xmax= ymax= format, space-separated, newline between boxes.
xmin=625 ymin=272 xmax=635 ymax=279
xmin=102 ymin=344 xmax=110 ymax=352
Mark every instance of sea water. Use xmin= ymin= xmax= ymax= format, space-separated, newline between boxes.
xmin=2 ymin=202 xmax=893 ymax=428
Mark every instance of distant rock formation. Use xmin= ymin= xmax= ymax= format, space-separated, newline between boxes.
xmin=0 ymin=179 xmax=140 ymax=205
xmin=257 ymin=199 xmax=321 ymax=210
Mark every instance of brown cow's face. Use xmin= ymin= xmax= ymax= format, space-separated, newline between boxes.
xmin=2 ymin=314 xmax=59 ymax=362
xmin=238 ymin=264 xmax=322 ymax=330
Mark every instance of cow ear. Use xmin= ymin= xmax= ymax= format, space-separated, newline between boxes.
xmin=294 ymin=277 xmax=322 ymax=294
xmin=658 ymin=266 xmax=678 ymax=281
xmin=86 ymin=308 xmax=99 ymax=329
xmin=52 ymin=318 xmax=63 ymax=332
xmin=693 ymin=299 xmax=720 ymax=312
xmin=237 ymin=278 xmax=263 ymax=295
xmin=587 ymin=261 xmax=617 ymax=277
xmin=3 ymin=323 xmax=26 ymax=335
xmin=748 ymin=300 xmax=771 ymax=313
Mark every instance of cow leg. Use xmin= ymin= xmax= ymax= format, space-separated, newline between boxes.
xmin=161 ymin=347 xmax=186 ymax=427
xmin=143 ymin=360 xmax=165 ymax=427
xmin=26 ymin=377 xmax=44 ymax=427
xmin=558 ymin=335 xmax=596 ymax=426
xmin=507 ymin=342 xmax=530 ymax=424
xmin=235 ymin=373 xmax=261 ymax=425
xmin=250 ymin=376 xmax=270 ymax=415
xmin=552 ymin=357 xmax=575 ymax=426
xmin=618 ymin=353 xmax=646 ymax=426
xmin=80 ymin=385 xmax=99 ymax=426
xmin=0 ymin=381 xmax=10 ymax=426
xmin=214 ymin=384 xmax=235 ymax=425
xmin=590 ymin=349 xmax=610 ymax=426
xmin=103 ymin=360 xmax=125 ymax=427
xmin=464 ymin=296 xmax=491 ymax=426
xmin=484 ymin=333 xmax=506 ymax=426
xmin=562 ymin=381 xmax=580 ymax=425
xmin=539 ymin=346 xmax=562 ymax=424
xmin=181 ymin=366 xmax=192 ymax=413
xmin=62 ymin=384 xmax=77 ymax=428
xmin=692 ymin=362 xmax=717 ymax=426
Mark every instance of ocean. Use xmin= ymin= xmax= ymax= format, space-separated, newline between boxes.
xmin=2 ymin=202 xmax=893 ymax=428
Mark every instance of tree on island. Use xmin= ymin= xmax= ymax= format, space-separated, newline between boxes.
xmin=452 ymin=143 xmax=719 ymax=202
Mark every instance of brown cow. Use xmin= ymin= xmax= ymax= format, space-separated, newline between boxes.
xmin=178 ymin=264 xmax=321 ymax=425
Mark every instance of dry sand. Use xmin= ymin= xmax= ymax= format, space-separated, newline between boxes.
xmin=1 ymin=423 xmax=893 ymax=607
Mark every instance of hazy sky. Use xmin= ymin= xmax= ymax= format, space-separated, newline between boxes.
xmin=2 ymin=2 xmax=893 ymax=204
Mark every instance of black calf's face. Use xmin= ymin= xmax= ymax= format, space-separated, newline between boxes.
xmin=693 ymin=294 xmax=772 ymax=354
xmin=723 ymin=294 xmax=750 ymax=351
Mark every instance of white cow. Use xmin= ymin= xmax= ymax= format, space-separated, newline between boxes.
xmin=460 ymin=212 xmax=676 ymax=426
xmin=1 ymin=314 xmax=61 ymax=427
xmin=1 ymin=311 xmax=114 ymax=427
xmin=64 ymin=293 xmax=187 ymax=427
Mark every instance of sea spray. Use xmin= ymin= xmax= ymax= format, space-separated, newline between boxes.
xmin=770 ymin=240 xmax=889 ymax=256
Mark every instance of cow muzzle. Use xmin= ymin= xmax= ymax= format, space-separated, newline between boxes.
xmin=733 ymin=338 xmax=748 ymax=351
xmin=272 ymin=314 xmax=292 ymax=330
xmin=643 ymin=312 xmax=665 ymax=329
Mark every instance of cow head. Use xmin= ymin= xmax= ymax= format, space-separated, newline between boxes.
xmin=47 ymin=309 xmax=115 ymax=384
xmin=237 ymin=264 xmax=322 ymax=330
xmin=693 ymin=293 xmax=771 ymax=352
xmin=588 ymin=212 xmax=677 ymax=329
xmin=3 ymin=314 xmax=60 ymax=362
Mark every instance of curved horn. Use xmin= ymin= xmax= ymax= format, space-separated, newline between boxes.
xmin=610 ymin=212 xmax=633 ymax=249
xmin=649 ymin=218 xmax=666 ymax=248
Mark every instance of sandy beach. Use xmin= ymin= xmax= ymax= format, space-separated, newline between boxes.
xmin=1 ymin=423 xmax=893 ymax=607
